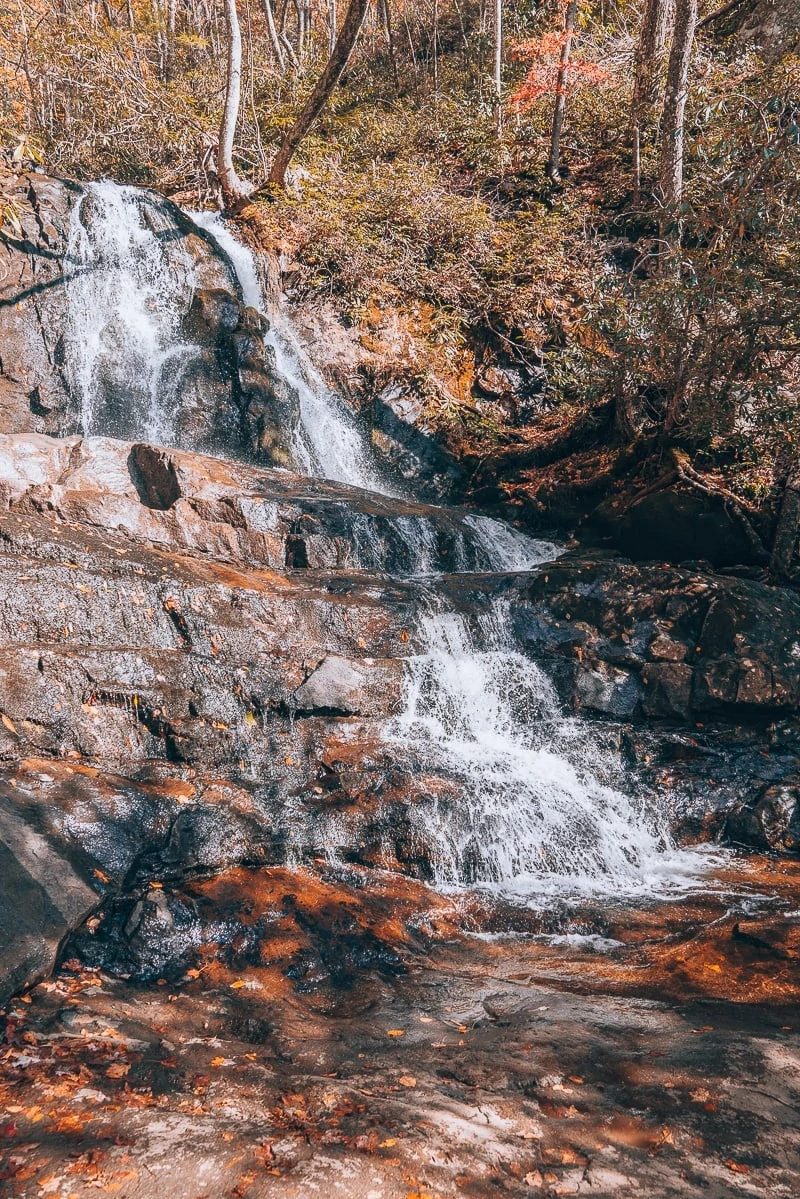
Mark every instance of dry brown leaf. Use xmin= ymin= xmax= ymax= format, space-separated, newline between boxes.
xmin=105 ymin=1063 xmax=130 ymax=1079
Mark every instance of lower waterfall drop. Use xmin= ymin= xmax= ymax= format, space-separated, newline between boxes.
xmin=391 ymin=602 xmax=704 ymax=897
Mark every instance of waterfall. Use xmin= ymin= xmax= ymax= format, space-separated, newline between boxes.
xmin=64 ymin=182 xmax=200 ymax=444
xmin=57 ymin=184 xmax=708 ymax=897
xmin=391 ymin=604 xmax=703 ymax=897
xmin=191 ymin=210 xmax=389 ymax=494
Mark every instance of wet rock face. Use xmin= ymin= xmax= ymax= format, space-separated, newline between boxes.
xmin=508 ymin=557 xmax=800 ymax=720
xmin=0 ymin=171 xmax=298 ymax=466
xmin=0 ymin=431 xmax=798 ymax=1001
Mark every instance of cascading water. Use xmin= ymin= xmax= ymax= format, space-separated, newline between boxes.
xmin=191 ymin=209 xmax=388 ymax=494
xmin=59 ymin=183 xmax=708 ymax=896
xmin=391 ymin=603 xmax=702 ymax=896
xmin=64 ymin=182 xmax=199 ymax=443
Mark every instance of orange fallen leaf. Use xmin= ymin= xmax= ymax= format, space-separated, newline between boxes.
xmin=105 ymin=1063 xmax=130 ymax=1079
xmin=1 ymin=713 xmax=17 ymax=734
xmin=210 ymin=1056 xmax=226 ymax=1067
xmin=726 ymin=1161 xmax=750 ymax=1175
xmin=398 ymin=1076 xmax=416 ymax=1088
xmin=387 ymin=1029 xmax=405 ymax=1038
xmin=230 ymin=979 xmax=247 ymax=989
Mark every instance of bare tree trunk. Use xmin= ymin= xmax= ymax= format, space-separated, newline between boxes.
xmin=218 ymin=0 xmax=250 ymax=203
xmin=329 ymin=0 xmax=338 ymax=53
xmin=631 ymin=0 xmax=673 ymax=201
xmin=269 ymin=0 xmax=370 ymax=188
xmin=493 ymin=0 xmax=502 ymax=135
xmin=380 ymin=0 xmax=400 ymax=90
xmin=545 ymin=0 xmax=578 ymax=183
xmin=432 ymin=0 xmax=440 ymax=100
xmin=262 ymin=0 xmax=287 ymax=68
xmin=126 ymin=0 xmax=146 ymax=80
xmin=658 ymin=0 xmax=697 ymax=227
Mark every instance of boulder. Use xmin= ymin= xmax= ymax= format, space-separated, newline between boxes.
xmin=294 ymin=655 xmax=403 ymax=716
xmin=724 ymin=781 xmax=800 ymax=853
xmin=0 ymin=789 xmax=99 ymax=1005
xmin=509 ymin=557 xmax=800 ymax=720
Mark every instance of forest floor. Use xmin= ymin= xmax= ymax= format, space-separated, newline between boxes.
xmin=2 ymin=857 xmax=799 ymax=1199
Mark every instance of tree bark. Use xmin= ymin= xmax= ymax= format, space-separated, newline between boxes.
xmin=545 ymin=0 xmax=578 ymax=184
xmin=380 ymin=0 xmax=400 ymax=91
xmin=262 ymin=0 xmax=286 ymax=68
xmin=269 ymin=0 xmax=370 ymax=188
xmin=218 ymin=0 xmax=250 ymax=203
xmin=658 ymin=0 xmax=697 ymax=226
xmin=493 ymin=0 xmax=502 ymax=136
xmin=631 ymin=0 xmax=673 ymax=201
xmin=329 ymin=0 xmax=338 ymax=54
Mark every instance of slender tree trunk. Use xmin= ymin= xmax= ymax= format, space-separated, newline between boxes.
xmin=269 ymin=0 xmax=370 ymax=188
xmin=126 ymin=0 xmax=146 ymax=80
xmin=493 ymin=0 xmax=502 ymax=136
xmin=545 ymin=0 xmax=578 ymax=183
xmin=631 ymin=0 xmax=673 ymax=201
xmin=658 ymin=0 xmax=697 ymax=227
xmin=329 ymin=0 xmax=338 ymax=53
xmin=218 ymin=0 xmax=249 ymax=203
xmin=432 ymin=0 xmax=439 ymax=101
xmin=380 ymin=0 xmax=400 ymax=90
xmin=262 ymin=0 xmax=286 ymax=67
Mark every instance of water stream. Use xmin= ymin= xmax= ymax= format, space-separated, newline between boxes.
xmin=61 ymin=182 xmax=709 ymax=898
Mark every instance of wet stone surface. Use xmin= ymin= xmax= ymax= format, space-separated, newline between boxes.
xmin=0 ymin=430 xmax=797 ymax=1196
xmin=0 ymin=860 xmax=799 ymax=1198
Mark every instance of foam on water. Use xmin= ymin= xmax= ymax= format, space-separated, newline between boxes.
xmin=391 ymin=602 xmax=711 ymax=899
xmin=64 ymin=181 xmax=197 ymax=443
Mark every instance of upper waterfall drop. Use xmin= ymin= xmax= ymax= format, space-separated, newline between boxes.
xmin=190 ymin=209 xmax=391 ymax=496
xmin=64 ymin=182 xmax=198 ymax=444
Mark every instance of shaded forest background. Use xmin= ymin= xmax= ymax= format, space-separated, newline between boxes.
xmin=1 ymin=0 xmax=799 ymax=555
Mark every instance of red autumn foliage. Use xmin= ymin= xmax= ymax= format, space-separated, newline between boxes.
xmin=510 ymin=31 xmax=611 ymax=109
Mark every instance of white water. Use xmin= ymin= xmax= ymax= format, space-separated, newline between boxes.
xmin=64 ymin=182 xmax=196 ymax=443
xmin=60 ymin=184 xmax=709 ymax=897
xmin=392 ymin=604 xmax=707 ymax=897
xmin=191 ymin=209 xmax=388 ymax=493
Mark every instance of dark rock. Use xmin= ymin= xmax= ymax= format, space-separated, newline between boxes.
xmin=606 ymin=485 xmax=767 ymax=568
xmin=509 ymin=557 xmax=800 ymax=719
xmin=574 ymin=663 xmax=643 ymax=719
xmin=724 ymin=781 xmax=800 ymax=853
xmin=370 ymin=386 xmax=466 ymax=503
xmin=182 ymin=287 xmax=242 ymax=341
xmin=0 ymin=790 xmax=99 ymax=1005
xmin=772 ymin=465 xmax=800 ymax=583
xmin=128 ymin=443 xmax=181 ymax=510
xmin=640 ymin=663 xmax=694 ymax=719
